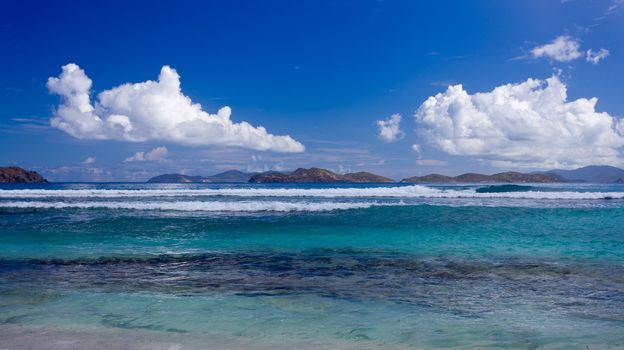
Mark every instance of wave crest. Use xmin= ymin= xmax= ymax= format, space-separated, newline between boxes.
xmin=1 ymin=185 xmax=623 ymax=200
xmin=0 ymin=200 xmax=378 ymax=212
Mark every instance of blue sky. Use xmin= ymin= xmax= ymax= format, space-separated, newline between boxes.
xmin=1 ymin=0 xmax=623 ymax=181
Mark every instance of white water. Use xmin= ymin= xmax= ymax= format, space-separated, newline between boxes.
xmin=1 ymin=185 xmax=623 ymax=200
xmin=0 ymin=200 xmax=380 ymax=212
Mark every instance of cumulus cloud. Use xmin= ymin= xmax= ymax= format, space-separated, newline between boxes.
xmin=47 ymin=64 xmax=304 ymax=153
xmin=530 ymin=36 xmax=582 ymax=62
xmin=273 ymin=162 xmax=287 ymax=171
xmin=377 ymin=113 xmax=404 ymax=142
xmin=125 ymin=146 xmax=168 ymax=162
xmin=586 ymin=48 xmax=610 ymax=64
xmin=414 ymin=76 xmax=624 ymax=168
xmin=416 ymin=159 xmax=448 ymax=166
xmin=82 ymin=156 xmax=96 ymax=164
xmin=529 ymin=36 xmax=609 ymax=65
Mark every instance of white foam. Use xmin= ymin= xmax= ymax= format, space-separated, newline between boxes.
xmin=0 ymin=186 xmax=623 ymax=200
xmin=0 ymin=200 xmax=379 ymax=212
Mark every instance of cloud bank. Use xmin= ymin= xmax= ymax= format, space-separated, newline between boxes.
xmin=47 ymin=64 xmax=304 ymax=153
xmin=377 ymin=114 xmax=404 ymax=142
xmin=125 ymin=146 xmax=168 ymax=162
xmin=415 ymin=76 xmax=624 ymax=168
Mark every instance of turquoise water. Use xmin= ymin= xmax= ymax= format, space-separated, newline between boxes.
xmin=1 ymin=183 xmax=623 ymax=348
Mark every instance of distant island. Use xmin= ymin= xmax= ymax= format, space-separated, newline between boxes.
xmin=401 ymin=171 xmax=563 ymax=183
xmin=537 ymin=165 xmax=624 ymax=183
xmin=401 ymin=165 xmax=624 ymax=183
xmin=402 ymin=166 xmax=624 ymax=184
xmin=249 ymin=167 xmax=393 ymax=183
xmin=0 ymin=166 xmax=48 ymax=183
xmin=147 ymin=165 xmax=624 ymax=184
xmin=147 ymin=170 xmax=255 ymax=183
xmin=148 ymin=168 xmax=393 ymax=183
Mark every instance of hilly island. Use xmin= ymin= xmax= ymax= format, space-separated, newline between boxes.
xmin=147 ymin=170 xmax=256 ymax=183
xmin=400 ymin=171 xmax=563 ymax=183
xmin=249 ymin=168 xmax=394 ymax=183
xmin=4 ymin=165 xmax=624 ymax=184
xmin=145 ymin=165 xmax=624 ymax=184
xmin=0 ymin=166 xmax=48 ymax=183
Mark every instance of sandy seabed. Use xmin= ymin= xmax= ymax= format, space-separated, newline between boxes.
xmin=0 ymin=325 xmax=402 ymax=350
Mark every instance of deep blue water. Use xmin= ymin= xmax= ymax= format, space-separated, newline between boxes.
xmin=1 ymin=182 xmax=623 ymax=348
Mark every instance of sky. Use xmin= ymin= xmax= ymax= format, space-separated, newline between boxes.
xmin=1 ymin=0 xmax=623 ymax=181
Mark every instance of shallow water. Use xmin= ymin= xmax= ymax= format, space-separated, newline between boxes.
xmin=1 ymin=182 xmax=623 ymax=348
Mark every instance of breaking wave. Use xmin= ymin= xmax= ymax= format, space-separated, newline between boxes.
xmin=1 ymin=185 xmax=623 ymax=200
xmin=0 ymin=200 xmax=380 ymax=212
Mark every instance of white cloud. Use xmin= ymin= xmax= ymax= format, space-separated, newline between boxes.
xmin=125 ymin=152 xmax=145 ymax=162
xmin=414 ymin=76 xmax=624 ymax=168
xmin=416 ymin=159 xmax=448 ymax=166
xmin=607 ymin=0 xmax=624 ymax=13
xmin=337 ymin=164 xmax=352 ymax=174
xmin=411 ymin=144 xmax=421 ymax=153
xmin=82 ymin=156 xmax=96 ymax=164
xmin=246 ymin=163 xmax=270 ymax=173
xmin=530 ymin=36 xmax=582 ymax=62
xmin=586 ymin=48 xmax=609 ymax=64
xmin=273 ymin=162 xmax=287 ymax=171
xmin=529 ymin=36 xmax=609 ymax=65
xmin=125 ymin=146 xmax=168 ymax=162
xmin=47 ymin=64 xmax=304 ymax=153
xmin=377 ymin=113 xmax=404 ymax=142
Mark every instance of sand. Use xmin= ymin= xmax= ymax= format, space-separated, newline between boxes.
xmin=0 ymin=325 xmax=397 ymax=350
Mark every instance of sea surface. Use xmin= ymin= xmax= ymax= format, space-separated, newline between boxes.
xmin=1 ymin=182 xmax=623 ymax=349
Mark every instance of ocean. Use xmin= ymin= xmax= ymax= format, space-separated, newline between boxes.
xmin=1 ymin=182 xmax=623 ymax=349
